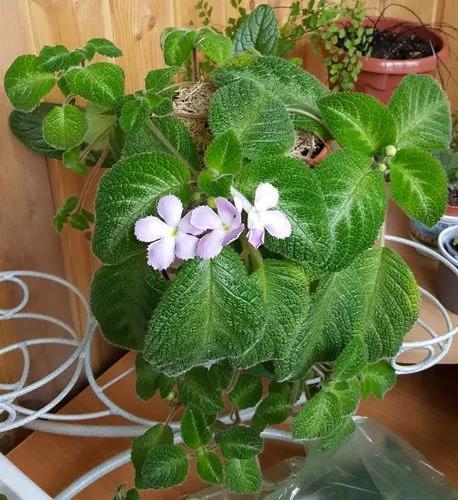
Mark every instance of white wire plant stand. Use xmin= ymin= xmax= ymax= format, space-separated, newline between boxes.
xmin=0 ymin=235 xmax=457 ymax=499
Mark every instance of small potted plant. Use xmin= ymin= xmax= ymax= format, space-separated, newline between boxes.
xmin=4 ymin=16 xmax=451 ymax=497
xmin=437 ymin=225 xmax=458 ymax=314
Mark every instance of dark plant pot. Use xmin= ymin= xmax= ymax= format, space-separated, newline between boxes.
xmin=437 ymin=225 xmax=458 ymax=314
xmin=409 ymin=205 xmax=458 ymax=249
xmin=355 ymin=17 xmax=449 ymax=103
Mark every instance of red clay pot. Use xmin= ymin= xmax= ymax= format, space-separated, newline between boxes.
xmin=306 ymin=141 xmax=330 ymax=167
xmin=355 ymin=17 xmax=449 ymax=103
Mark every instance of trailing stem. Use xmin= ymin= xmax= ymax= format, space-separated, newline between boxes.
xmin=76 ymin=148 xmax=109 ymax=213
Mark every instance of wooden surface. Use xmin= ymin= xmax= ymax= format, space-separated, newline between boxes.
xmin=7 ymin=351 xmax=458 ymax=498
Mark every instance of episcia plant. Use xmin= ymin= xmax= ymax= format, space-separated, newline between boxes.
xmin=4 ymin=20 xmax=451 ymax=498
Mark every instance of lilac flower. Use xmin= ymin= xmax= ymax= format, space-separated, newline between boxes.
xmin=191 ymin=198 xmax=244 ymax=259
xmin=134 ymin=195 xmax=201 ymax=271
xmin=246 ymin=183 xmax=292 ymax=248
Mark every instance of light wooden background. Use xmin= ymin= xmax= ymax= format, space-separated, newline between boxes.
xmin=0 ymin=0 xmax=457 ymax=413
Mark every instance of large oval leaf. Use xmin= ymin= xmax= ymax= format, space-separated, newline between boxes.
xmin=209 ymin=78 xmax=295 ymax=160
xmin=233 ymin=4 xmax=278 ymax=55
xmin=43 ymin=104 xmax=88 ymax=149
xmin=144 ymin=248 xmax=265 ymax=376
xmin=387 ymin=74 xmax=451 ymax=152
xmin=92 ymin=152 xmax=190 ymax=264
xmin=90 ymin=252 xmax=168 ymax=350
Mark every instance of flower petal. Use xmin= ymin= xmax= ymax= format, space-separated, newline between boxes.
xmin=254 ymin=182 xmax=279 ymax=211
xmin=190 ymin=205 xmax=222 ymax=231
xmin=263 ymin=210 xmax=292 ymax=239
xmin=178 ymin=210 xmax=204 ymax=236
xmin=147 ymin=237 xmax=176 ymax=271
xmin=247 ymin=208 xmax=263 ymax=230
xmin=222 ymin=223 xmax=244 ymax=246
xmin=157 ymin=195 xmax=183 ymax=227
xmin=230 ymin=187 xmax=252 ymax=213
xmin=175 ymin=232 xmax=198 ymax=260
xmin=196 ymin=230 xmax=225 ymax=259
xmin=216 ymin=197 xmax=241 ymax=228
xmin=247 ymin=228 xmax=265 ymax=248
xmin=135 ymin=216 xmax=169 ymax=243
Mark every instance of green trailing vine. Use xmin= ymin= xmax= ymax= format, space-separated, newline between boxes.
xmin=4 ymin=8 xmax=451 ymax=497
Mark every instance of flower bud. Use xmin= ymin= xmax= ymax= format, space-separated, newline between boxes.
xmin=377 ymin=163 xmax=388 ymax=173
xmin=385 ymin=145 xmax=397 ymax=157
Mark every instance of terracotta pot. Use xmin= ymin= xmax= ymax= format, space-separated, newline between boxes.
xmin=355 ymin=17 xmax=449 ymax=103
xmin=306 ymin=141 xmax=330 ymax=167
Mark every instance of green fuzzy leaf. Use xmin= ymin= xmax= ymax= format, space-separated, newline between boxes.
xmin=196 ymin=29 xmax=233 ymax=64
xmin=65 ymin=62 xmax=125 ymax=107
xmin=145 ymin=66 xmax=181 ymax=94
xmin=388 ymin=74 xmax=451 ymax=152
xmin=204 ymin=130 xmax=241 ymax=175
xmin=85 ymin=103 xmax=117 ymax=149
xmin=141 ymin=444 xmax=188 ymax=489
xmin=196 ymin=451 xmax=225 ymax=485
xmin=53 ymin=196 xmax=78 ymax=232
xmin=360 ymin=360 xmax=396 ymax=399
xmin=125 ymin=488 xmax=140 ymax=500
xmin=208 ymin=361 xmax=233 ymax=391
xmin=240 ymin=260 xmax=312 ymax=369
xmin=37 ymin=45 xmax=83 ymax=72
xmin=181 ymin=408 xmax=212 ymax=449
xmin=390 ymin=148 xmax=447 ymax=227
xmin=209 ymin=78 xmax=294 ymax=160
xmin=85 ymin=38 xmax=123 ymax=58
xmin=318 ymin=92 xmax=396 ymax=155
xmin=179 ymin=367 xmax=225 ymax=414
xmin=281 ymin=247 xmax=419 ymax=380
xmin=233 ymin=4 xmax=278 ymax=55
xmin=131 ymin=423 xmax=174 ymax=489
xmin=90 ymin=252 xmax=168 ymax=350
xmin=144 ymin=248 xmax=265 ymax=376
xmin=4 ymin=55 xmax=55 ymax=111
xmin=214 ymin=54 xmax=329 ymax=136
xmin=135 ymin=353 xmax=161 ymax=401
xmin=320 ymin=416 xmax=356 ymax=451
xmin=69 ymin=212 xmax=89 ymax=231
xmin=43 ymin=104 xmax=88 ymax=149
xmin=226 ymin=458 xmax=262 ymax=494
xmin=229 ymin=373 xmax=262 ymax=410
xmin=63 ymin=148 xmax=87 ymax=175
xmin=9 ymin=103 xmax=63 ymax=158
xmin=316 ymin=148 xmax=386 ymax=272
xmin=333 ymin=338 xmax=368 ymax=380
xmin=292 ymin=390 xmax=342 ymax=439
xmin=92 ymin=152 xmax=190 ymax=264
xmin=197 ymin=170 xmax=232 ymax=198
xmin=217 ymin=425 xmax=263 ymax=460
xmin=251 ymin=392 xmax=290 ymax=432
xmin=161 ymin=28 xmax=197 ymax=66
xmin=119 ymin=99 xmax=148 ymax=134
xmin=327 ymin=379 xmax=360 ymax=416
xmin=236 ymin=156 xmax=330 ymax=269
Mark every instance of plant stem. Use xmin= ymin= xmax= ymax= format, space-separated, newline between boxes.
xmin=76 ymin=149 xmax=109 ymax=213
xmin=287 ymin=107 xmax=328 ymax=129
xmin=80 ymin=125 xmax=113 ymax=161
xmin=164 ymin=404 xmax=180 ymax=425
xmin=225 ymin=370 xmax=240 ymax=393
xmin=191 ymin=47 xmax=200 ymax=82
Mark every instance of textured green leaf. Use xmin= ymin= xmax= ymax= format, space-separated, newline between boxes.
xmin=218 ymin=425 xmax=263 ymax=460
xmin=144 ymin=248 xmax=265 ymax=376
xmin=204 ymin=130 xmax=241 ymax=175
xmin=233 ymin=4 xmax=278 ymax=55
xmin=236 ymin=156 xmax=330 ymax=268
xmin=281 ymin=247 xmax=419 ymax=380
xmin=318 ymin=92 xmax=396 ymax=155
xmin=320 ymin=416 xmax=356 ymax=451
xmin=86 ymin=38 xmax=123 ymax=58
xmin=131 ymin=423 xmax=174 ymax=489
xmin=240 ymin=260 xmax=312 ymax=370
xmin=214 ymin=54 xmax=329 ymax=136
xmin=388 ymin=74 xmax=451 ymax=152
xmin=196 ymin=451 xmax=225 ymax=485
xmin=181 ymin=408 xmax=212 ymax=449
xmin=4 ymin=55 xmax=55 ymax=111
xmin=43 ymin=104 xmax=88 ymax=149
xmin=125 ymin=488 xmax=140 ymax=500
xmin=90 ymin=252 xmax=168 ymax=350
xmin=53 ymin=196 xmax=78 ymax=232
xmin=209 ymin=78 xmax=295 ymax=160
xmin=141 ymin=444 xmax=188 ymax=489
xmin=197 ymin=170 xmax=232 ymax=198
xmin=135 ymin=353 xmax=161 ymax=401
xmin=66 ymin=62 xmax=125 ymax=107
xmin=226 ymin=458 xmax=262 ymax=494
xmin=292 ymin=390 xmax=342 ymax=439
xmin=92 ymin=152 xmax=190 ymax=264
xmin=85 ymin=103 xmax=117 ymax=149
xmin=327 ymin=379 xmax=360 ymax=416
xmin=37 ymin=45 xmax=83 ymax=72
xmin=196 ymin=29 xmax=233 ymax=64
xmin=9 ymin=103 xmax=63 ymax=158
xmin=178 ymin=367 xmax=225 ymax=414
xmin=251 ymin=392 xmax=289 ymax=432
xmin=316 ymin=148 xmax=386 ymax=272
xmin=119 ymin=99 xmax=148 ymax=133
xmin=229 ymin=373 xmax=262 ymax=410
xmin=69 ymin=212 xmax=89 ymax=231
xmin=161 ymin=28 xmax=197 ymax=66
xmin=208 ymin=362 xmax=233 ymax=391
xmin=62 ymin=148 xmax=86 ymax=175
xmin=145 ymin=66 xmax=181 ymax=93
xmin=333 ymin=338 xmax=368 ymax=380
xmin=360 ymin=360 xmax=396 ymax=399
xmin=390 ymin=147 xmax=447 ymax=227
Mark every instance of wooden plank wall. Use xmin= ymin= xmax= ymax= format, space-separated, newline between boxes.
xmin=0 ymin=0 xmax=457 ymax=407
